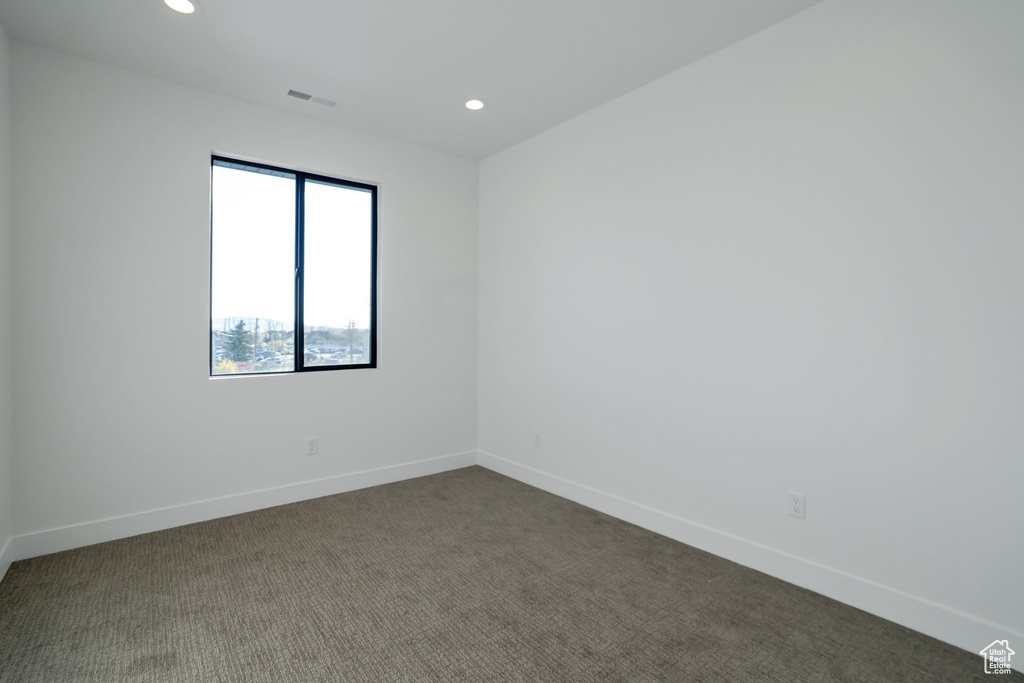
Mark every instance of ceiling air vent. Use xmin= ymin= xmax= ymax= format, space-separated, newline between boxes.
xmin=287 ymin=89 xmax=337 ymax=108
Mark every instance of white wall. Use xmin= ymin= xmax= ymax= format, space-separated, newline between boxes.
xmin=479 ymin=0 xmax=1024 ymax=654
xmin=0 ymin=21 xmax=13 ymax=579
xmin=9 ymin=43 xmax=477 ymax=542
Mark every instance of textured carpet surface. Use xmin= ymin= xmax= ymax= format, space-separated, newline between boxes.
xmin=0 ymin=466 xmax=1015 ymax=682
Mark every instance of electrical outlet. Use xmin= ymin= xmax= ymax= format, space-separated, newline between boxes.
xmin=534 ymin=432 xmax=541 ymax=448
xmin=788 ymin=491 xmax=806 ymax=519
xmin=306 ymin=437 xmax=318 ymax=456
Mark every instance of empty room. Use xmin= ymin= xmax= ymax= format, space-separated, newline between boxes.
xmin=0 ymin=0 xmax=1021 ymax=680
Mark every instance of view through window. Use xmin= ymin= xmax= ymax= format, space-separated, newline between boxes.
xmin=210 ymin=157 xmax=376 ymax=375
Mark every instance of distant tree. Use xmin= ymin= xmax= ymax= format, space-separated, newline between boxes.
xmin=214 ymin=358 xmax=237 ymax=374
xmin=223 ymin=320 xmax=252 ymax=362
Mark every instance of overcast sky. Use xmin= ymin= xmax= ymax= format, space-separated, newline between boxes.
xmin=211 ymin=165 xmax=372 ymax=330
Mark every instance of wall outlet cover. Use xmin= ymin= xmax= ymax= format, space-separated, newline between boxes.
xmin=789 ymin=491 xmax=806 ymax=519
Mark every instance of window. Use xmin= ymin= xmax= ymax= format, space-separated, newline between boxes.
xmin=210 ymin=156 xmax=377 ymax=376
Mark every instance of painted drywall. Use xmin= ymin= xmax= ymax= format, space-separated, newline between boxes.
xmin=0 ymin=20 xmax=13 ymax=579
xmin=9 ymin=43 xmax=477 ymax=537
xmin=479 ymin=0 xmax=1023 ymax=653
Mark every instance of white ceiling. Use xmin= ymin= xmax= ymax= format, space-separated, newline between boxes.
xmin=0 ymin=0 xmax=823 ymax=159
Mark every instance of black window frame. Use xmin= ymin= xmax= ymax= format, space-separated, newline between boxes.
xmin=209 ymin=155 xmax=378 ymax=377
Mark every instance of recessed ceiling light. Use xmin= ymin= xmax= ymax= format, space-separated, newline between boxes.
xmin=465 ymin=98 xmax=486 ymax=111
xmin=164 ymin=0 xmax=198 ymax=14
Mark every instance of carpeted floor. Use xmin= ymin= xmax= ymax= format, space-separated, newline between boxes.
xmin=0 ymin=466 xmax=1014 ymax=682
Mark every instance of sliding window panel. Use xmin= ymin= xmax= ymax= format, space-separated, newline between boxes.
xmin=302 ymin=180 xmax=374 ymax=367
xmin=210 ymin=162 xmax=296 ymax=375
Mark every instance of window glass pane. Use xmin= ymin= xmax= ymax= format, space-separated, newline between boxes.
xmin=211 ymin=164 xmax=296 ymax=375
xmin=303 ymin=180 xmax=373 ymax=367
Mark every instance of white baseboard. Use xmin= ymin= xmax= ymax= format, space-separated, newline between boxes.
xmin=477 ymin=450 xmax=1022 ymax=660
xmin=6 ymin=451 xmax=476 ymax=565
xmin=0 ymin=535 xmax=11 ymax=583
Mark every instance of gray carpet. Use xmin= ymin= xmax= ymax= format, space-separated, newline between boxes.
xmin=0 ymin=466 xmax=1014 ymax=682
